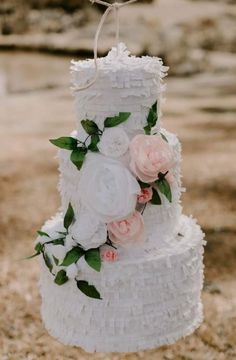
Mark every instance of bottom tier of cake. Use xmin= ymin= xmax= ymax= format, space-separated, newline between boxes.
xmin=39 ymin=215 xmax=205 ymax=353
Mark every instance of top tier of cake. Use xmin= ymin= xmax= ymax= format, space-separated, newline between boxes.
xmin=71 ymin=43 xmax=168 ymax=134
xmin=55 ymin=44 xmax=183 ymax=252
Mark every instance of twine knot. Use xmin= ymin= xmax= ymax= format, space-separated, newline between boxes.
xmin=73 ymin=0 xmax=137 ymax=91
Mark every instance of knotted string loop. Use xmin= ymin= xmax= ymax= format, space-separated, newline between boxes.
xmin=73 ymin=0 xmax=137 ymax=92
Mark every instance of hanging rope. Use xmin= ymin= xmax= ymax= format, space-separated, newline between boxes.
xmin=73 ymin=0 xmax=137 ymax=92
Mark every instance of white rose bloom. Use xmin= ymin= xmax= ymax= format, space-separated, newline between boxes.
xmin=66 ymin=263 xmax=79 ymax=279
xmin=90 ymin=223 xmax=107 ymax=248
xmin=79 ymin=153 xmax=140 ymax=223
xmin=70 ymin=210 xmax=107 ymax=250
xmin=98 ymin=127 xmax=130 ymax=158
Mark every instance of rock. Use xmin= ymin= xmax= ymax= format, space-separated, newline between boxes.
xmin=1 ymin=0 xmax=236 ymax=77
xmin=0 ymin=0 xmax=29 ymax=35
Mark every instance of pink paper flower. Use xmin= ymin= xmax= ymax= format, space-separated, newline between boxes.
xmin=129 ymin=134 xmax=175 ymax=183
xmin=138 ymin=187 xmax=153 ymax=204
xmin=101 ymin=247 xmax=118 ymax=262
xmin=107 ymin=211 xmax=144 ymax=246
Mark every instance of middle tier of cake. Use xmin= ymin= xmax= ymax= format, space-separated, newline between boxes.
xmin=58 ymin=128 xmax=183 ymax=250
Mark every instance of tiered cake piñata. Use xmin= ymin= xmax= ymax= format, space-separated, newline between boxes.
xmin=36 ymin=43 xmax=205 ymax=352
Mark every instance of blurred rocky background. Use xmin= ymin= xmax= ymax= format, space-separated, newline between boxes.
xmin=0 ymin=0 xmax=236 ymax=74
xmin=0 ymin=0 xmax=236 ymax=359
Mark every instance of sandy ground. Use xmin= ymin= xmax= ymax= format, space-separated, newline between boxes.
xmin=0 ymin=51 xmax=236 ymax=359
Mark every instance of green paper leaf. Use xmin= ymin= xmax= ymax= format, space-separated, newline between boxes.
xmin=81 ymin=120 xmax=99 ymax=135
xmin=138 ymin=180 xmax=150 ymax=189
xmin=50 ymin=137 xmax=77 ymax=150
xmin=52 ymin=255 xmax=59 ymax=266
xmin=42 ymin=238 xmax=65 ymax=247
xmin=64 ymin=203 xmax=74 ymax=231
xmin=70 ymin=147 xmax=87 ymax=170
xmin=24 ymin=252 xmax=41 ymax=260
xmin=152 ymin=101 xmax=157 ymax=113
xmin=158 ymin=171 xmax=168 ymax=181
xmin=148 ymin=110 xmax=156 ymax=126
xmin=85 ymin=248 xmax=101 ymax=272
xmin=88 ymin=134 xmax=100 ymax=152
xmin=104 ymin=112 xmax=131 ymax=128
xmin=76 ymin=280 xmax=102 ymax=300
xmin=34 ymin=242 xmax=44 ymax=253
xmin=144 ymin=124 xmax=151 ymax=135
xmin=43 ymin=252 xmax=53 ymax=273
xmin=143 ymin=101 xmax=158 ymax=134
xmin=60 ymin=247 xmax=84 ymax=267
xmin=156 ymin=178 xmax=172 ymax=203
xmin=160 ymin=132 xmax=168 ymax=142
xmin=147 ymin=109 xmax=157 ymax=128
xmin=150 ymin=188 xmax=162 ymax=205
xmin=37 ymin=230 xmax=50 ymax=238
xmin=51 ymin=238 xmax=65 ymax=246
xmin=57 ymin=231 xmax=67 ymax=236
xmin=54 ymin=269 xmax=68 ymax=285
xmin=25 ymin=242 xmax=43 ymax=260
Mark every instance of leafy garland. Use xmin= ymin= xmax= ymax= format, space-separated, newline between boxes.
xmin=28 ymin=203 xmax=103 ymax=299
xmin=50 ymin=112 xmax=131 ymax=170
xmin=50 ymin=104 xmax=172 ymax=204
xmin=28 ymin=103 xmax=174 ymax=300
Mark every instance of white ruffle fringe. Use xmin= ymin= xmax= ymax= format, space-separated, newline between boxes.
xmin=71 ymin=43 xmax=168 ymax=134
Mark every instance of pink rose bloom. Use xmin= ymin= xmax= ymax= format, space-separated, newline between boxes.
xmin=129 ymin=134 xmax=175 ymax=183
xmin=138 ymin=187 xmax=153 ymax=204
xmin=101 ymin=247 xmax=118 ymax=262
xmin=107 ymin=211 xmax=144 ymax=246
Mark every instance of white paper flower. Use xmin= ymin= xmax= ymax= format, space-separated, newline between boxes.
xmin=79 ymin=153 xmax=140 ymax=222
xmin=98 ymin=127 xmax=130 ymax=158
xmin=70 ymin=214 xmax=107 ymax=251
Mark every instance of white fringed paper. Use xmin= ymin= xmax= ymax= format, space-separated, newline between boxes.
xmin=39 ymin=215 xmax=204 ymax=353
xmin=38 ymin=44 xmax=205 ymax=352
xmin=71 ymin=43 xmax=168 ymax=134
